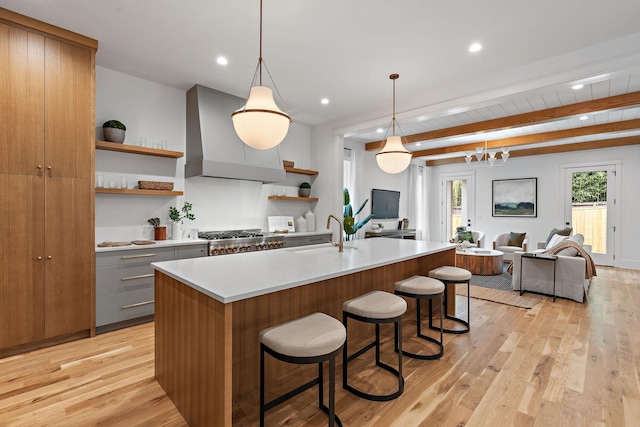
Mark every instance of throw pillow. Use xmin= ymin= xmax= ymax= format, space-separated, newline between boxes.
xmin=567 ymin=234 xmax=584 ymax=246
xmin=546 ymin=233 xmax=568 ymax=250
xmin=507 ymin=232 xmax=526 ymax=247
xmin=545 ymin=227 xmax=572 ymax=246
xmin=459 ymin=231 xmax=474 ymax=243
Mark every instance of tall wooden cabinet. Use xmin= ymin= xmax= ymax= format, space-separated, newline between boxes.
xmin=0 ymin=8 xmax=97 ymax=353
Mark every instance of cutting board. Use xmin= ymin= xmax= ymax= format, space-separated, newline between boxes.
xmin=131 ymin=240 xmax=156 ymax=245
xmin=97 ymin=241 xmax=132 ymax=247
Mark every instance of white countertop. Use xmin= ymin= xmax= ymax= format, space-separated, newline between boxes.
xmin=152 ymin=239 xmax=454 ymax=303
xmin=95 ymin=238 xmax=209 ymax=253
xmin=276 ymin=230 xmax=332 ymax=238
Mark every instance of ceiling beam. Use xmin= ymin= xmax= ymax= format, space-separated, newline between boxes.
xmin=365 ymin=91 xmax=640 ymax=151
xmin=425 ymin=135 xmax=640 ymax=166
xmin=410 ymin=118 xmax=640 ymax=158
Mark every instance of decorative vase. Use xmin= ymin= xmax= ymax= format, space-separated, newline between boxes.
xmin=298 ymin=187 xmax=311 ymax=197
xmin=171 ymin=222 xmax=183 ymax=240
xmin=103 ymin=127 xmax=126 ymax=143
xmin=304 ymin=210 xmax=315 ymax=231
xmin=462 ymin=240 xmax=471 ymax=250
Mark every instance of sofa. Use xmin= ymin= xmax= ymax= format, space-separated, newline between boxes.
xmin=511 ymin=234 xmax=594 ymax=302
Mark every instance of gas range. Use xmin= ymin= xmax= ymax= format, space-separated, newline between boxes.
xmin=198 ymin=229 xmax=286 ymax=256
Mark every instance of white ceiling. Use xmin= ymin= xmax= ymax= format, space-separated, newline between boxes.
xmin=2 ymin=0 xmax=640 ymax=161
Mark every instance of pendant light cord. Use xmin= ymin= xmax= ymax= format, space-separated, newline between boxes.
xmin=259 ymin=0 xmax=263 ymax=86
xmin=390 ymin=73 xmax=399 ymax=136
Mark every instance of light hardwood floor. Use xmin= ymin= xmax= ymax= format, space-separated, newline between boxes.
xmin=0 ymin=267 xmax=638 ymax=426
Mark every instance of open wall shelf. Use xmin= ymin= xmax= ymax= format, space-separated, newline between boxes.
xmin=96 ymin=140 xmax=184 ymax=158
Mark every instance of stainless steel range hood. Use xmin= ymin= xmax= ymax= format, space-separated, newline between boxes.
xmin=185 ymin=84 xmax=286 ymax=183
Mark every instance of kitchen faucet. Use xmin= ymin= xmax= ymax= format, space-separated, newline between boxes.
xmin=326 ymin=215 xmax=344 ymax=252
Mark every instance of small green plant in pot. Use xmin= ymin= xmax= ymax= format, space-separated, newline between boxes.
xmin=169 ymin=202 xmax=195 ymax=240
xmin=102 ymin=119 xmax=127 ymax=143
xmin=298 ymin=182 xmax=311 ymax=197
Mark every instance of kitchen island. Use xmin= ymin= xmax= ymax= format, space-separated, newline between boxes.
xmin=152 ymin=238 xmax=455 ymax=426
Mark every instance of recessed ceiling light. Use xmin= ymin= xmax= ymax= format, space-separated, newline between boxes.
xmin=216 ymin=56 xmax=228 ymax=66
xmin=579 ymin=115 xmax=589 ymax=120
xmin=376 ymin=128 xmax=384 ymax=133
xmin=572 ymin=84 xmax=584 ymax=90
xmin=469 ymin=43 xmax=482 ymax=53
xmin=415 ymin=143 xmax=421 ymax=147
xmin=321 ymin=98 xmax=329 ymax=105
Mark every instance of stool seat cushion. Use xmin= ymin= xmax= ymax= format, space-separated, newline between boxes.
xmin=428 ymin=266 xmax=472 ymax=282
xmin=260 ymin=313 xmax=346 ymax=358
xmin=395 ymin=275 xmax=445 ymax=296
xmin=343 ymin=290 xmax=407 ymax=319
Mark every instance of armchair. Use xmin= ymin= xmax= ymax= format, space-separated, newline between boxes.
xmin=452 ymin=230 xmax=485 ymax=248
xmin=493 ymin=232 xmax=528 ymax=261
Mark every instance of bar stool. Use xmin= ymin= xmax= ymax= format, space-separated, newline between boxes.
xmin=428 ymin=266 xmax=472 ymax=334
xmin=260 ymin=312 xmax=346 ymax=427
xmin=342 ymin=290 xmax=407 ymax=401
xmin=394 ymin=275 xmax=445 ymax=360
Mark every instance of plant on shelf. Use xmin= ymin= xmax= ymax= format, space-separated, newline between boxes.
xmin=343 ymin=188 xmax=372 ymax=241
xmin=298 ymin=182 xmax=311 ymax=197
xmin=169 ymin=202 xmax=195 ymax=223
xmin=102 ymin=119 xmax=127 ymax=143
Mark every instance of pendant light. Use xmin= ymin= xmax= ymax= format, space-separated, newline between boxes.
xmin=232 ymin=0 xmax=291 ymax=150
xmin=376 ymin=74 xmax=412 ymax=174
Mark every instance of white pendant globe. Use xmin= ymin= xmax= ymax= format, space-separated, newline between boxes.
xmin=232 ymin=86 xmax=290 ymax=150
xmin=376 ymin=135 xmax=411 ymax=174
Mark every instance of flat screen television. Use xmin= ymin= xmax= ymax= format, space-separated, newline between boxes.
xmin=371 ymin=188 xmax=400 ymax=219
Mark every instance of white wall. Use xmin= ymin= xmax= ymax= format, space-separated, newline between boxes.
xmin=95 ymin=67 xmax=315 ymax=241
xmin=344 ymin=139 xmax=410 ymax=231
xmin=427 ymin=146 xmax=640 ymax=269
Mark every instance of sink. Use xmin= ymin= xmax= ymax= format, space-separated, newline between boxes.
xmin=289 ymin=244 xmax=357 ymax=255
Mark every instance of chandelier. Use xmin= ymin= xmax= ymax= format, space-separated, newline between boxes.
xmin=464 ymin=141 xmax=510 ymax=166
xmin=376 ymin=74 xmax=412 ymax=174
xmin=232 ymin=0 xmax=291 ymax=150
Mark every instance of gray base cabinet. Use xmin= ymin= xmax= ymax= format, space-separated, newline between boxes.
xmin=96 ymin=243 xmax=207 ymax=332
xmin=283 ymin=232 xmax=332 ymax=248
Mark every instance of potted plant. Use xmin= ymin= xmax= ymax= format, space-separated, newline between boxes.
xmin=102 ymin=119 xmax=126 ymax=143
xmin=298 ymin=182 xmax=311 ymax=197
xmin=169 ymin=202 xmax=195 ymax=240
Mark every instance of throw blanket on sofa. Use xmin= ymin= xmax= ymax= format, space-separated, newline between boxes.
xmin=507 ymin=240 xmax=597 ymax=279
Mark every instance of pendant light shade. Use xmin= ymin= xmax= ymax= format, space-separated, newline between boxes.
xmin=376 ymin=135 xmax=412 ymax=174
xmin=232 ymin=86 xmax=290 ymax=150
xmin=232 ymin=0 xmax=290 ymax=150
xmin=376 ymin=74 xmax=411 ymax=174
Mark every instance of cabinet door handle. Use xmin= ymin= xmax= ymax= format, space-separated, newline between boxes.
xmin=121 ymin=273 xmax=154 ymax=281
xmin=121 ymin=300 xmax=154 ymax=310
xmin=47 ymin=256 xmax=52 ymax=259
xmin=37 ymin=256 xmax=42 ymax=260
xmin=120 ymin=254 xmax=155 ymax=260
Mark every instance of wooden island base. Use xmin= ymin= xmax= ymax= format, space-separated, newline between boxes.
xmin=154 ymin=247 xmax=455 ymax=426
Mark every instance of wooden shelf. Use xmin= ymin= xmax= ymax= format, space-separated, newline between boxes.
xmin=284 ymin=166 xmax=318 ymax=176
xmin=268 ymin=196 xmax=319 ymax=202
xmin=96 ymin=140 xmax=184 ymax=158
xmin=96 ymin=188 xmax=184 ymax=196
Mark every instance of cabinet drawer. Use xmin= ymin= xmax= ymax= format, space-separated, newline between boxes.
xmin=96 ymin=264 xmax=155 ymax=297
xmin=96 ymin=247 xmax=175 ymax=267
xmin=176 ymin=244 xmax=208 ymax=259
xmin=96 ymin=288 xmax=155 ymax=327
xmin=299 ymin=234 xmax=332 ymax=246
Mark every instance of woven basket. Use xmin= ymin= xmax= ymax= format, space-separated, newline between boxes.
xmin=138 ymin=180 xmax=174 ymax=191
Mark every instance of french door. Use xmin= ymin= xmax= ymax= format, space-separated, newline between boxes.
xmin=563 ymin=163 xmax=618 ymax=266
xmin=440 ymin=172 xmax=475 ymax=242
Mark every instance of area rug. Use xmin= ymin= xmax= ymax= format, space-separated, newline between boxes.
xmin=469 ymin=269 xmax=513 ymax=291
xmin=456 ymin=284 xmax=543 ymax=309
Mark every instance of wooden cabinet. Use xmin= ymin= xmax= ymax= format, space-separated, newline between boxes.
xmin=96 ymin=243 xmax=207 ymax=333
xmin=0 ymin=9 xmax=97 ymax=354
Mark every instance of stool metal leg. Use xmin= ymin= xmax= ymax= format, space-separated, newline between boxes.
xmin=343 ymin=312 xmax=405 ymax=402
xmin=396 ymin=292 xmax=444 ymax=360
xmin=261 ymin=343 xmax=343 ymax=427
xmin=430 ymin=281 xmax=470 ymax=334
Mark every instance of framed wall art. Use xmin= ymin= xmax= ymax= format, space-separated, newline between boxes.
xmin=492 ymin=178 xmax=537 ymax=217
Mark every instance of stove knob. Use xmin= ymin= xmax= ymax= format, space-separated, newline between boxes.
xmin=279 ymin=241 xmax=285 ymax=247
xmin=233 ymin=246 xmax=238 ymax=252
xmin=212 ymin=248 xmax=218 ymax=255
